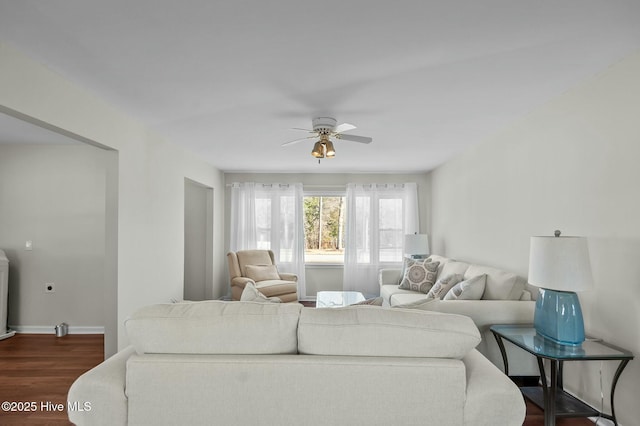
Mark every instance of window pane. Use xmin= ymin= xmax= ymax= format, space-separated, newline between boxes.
xmin=304 ymin=196 xmax=345 ymax=263
xmin=379 ymin=198 xmax=403 ymax=262
xmin=279 ymin=195 xmax=295 ymax=262
xmin=255 ymin=198 xmax=271 ymax=250
xmin=355 ymin=196 xmax=371 ymax=263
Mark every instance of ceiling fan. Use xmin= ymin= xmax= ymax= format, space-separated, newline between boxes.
xmin=281 ymin=117 xmax=373 ymax=159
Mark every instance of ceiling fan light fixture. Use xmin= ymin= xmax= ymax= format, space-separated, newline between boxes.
xmin=311 ymin=141 xmax=324 ymax=158
xmin=325 ymin=140 xmax=336 ymax=158
xmin=286 ymin=117 xmax=372 ymax=161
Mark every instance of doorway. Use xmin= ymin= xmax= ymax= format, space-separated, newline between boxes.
xmin=184 ymin=178 xmax=214 ymax=301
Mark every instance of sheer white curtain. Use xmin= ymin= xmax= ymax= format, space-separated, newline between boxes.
xmin=229 ymin=182 xmax=306 ymax=296
xmin=343 ymin=183 xmax=419 ymax=297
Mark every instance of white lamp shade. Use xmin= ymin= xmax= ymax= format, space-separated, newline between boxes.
xmin=404 ymin=234 xmax=430 ymax=255
xmin=528 ymin=235 xmax=593 ymax=292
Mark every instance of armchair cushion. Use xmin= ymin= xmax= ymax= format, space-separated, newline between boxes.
xmin=245 ymin=264 xmax=280 ymax=282
xmin=255 ymin=280 xmax=298 ymax=298
xmin=240 ymin=282 xmax=282 ymax=303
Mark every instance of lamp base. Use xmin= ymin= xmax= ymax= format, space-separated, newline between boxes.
xmin=534 ymin=288 xmax=585 ymax=346
xmin=406 ymin=254 xmax=429 ymax=260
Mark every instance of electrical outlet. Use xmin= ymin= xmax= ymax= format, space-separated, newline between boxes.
xmin=44 ymin=283 xmax=55 ymax=293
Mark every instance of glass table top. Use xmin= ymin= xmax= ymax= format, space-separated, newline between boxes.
xmin=316 ymin=291 xmax=365 ymax=308
xmin=490 ymin=325 xmax=634 ymax=360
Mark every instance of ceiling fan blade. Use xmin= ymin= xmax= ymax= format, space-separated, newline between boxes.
xmin=334 ymin=122 xmax=357 ymax=133
xmin=289 ymin=127 xmax=314 ymax=132
xmin=335 ymin=134 xmax=372 ymax=144
xmin=281 ymin=136 xmax=317 ymax=147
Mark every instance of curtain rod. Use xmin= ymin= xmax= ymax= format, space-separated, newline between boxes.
xmin=225 ymin=183 xmax=343 ymax=189
xmin=226 ymin=183 xmax=411 ymax=188
xmin=226 ymin=183 xmax=292 ymax=188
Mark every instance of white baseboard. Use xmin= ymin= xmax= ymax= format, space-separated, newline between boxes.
xmin=9 ymin=325 xmax=105 ymax=334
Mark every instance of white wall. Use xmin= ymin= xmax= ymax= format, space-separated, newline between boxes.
xmin=430 ymin=51 xmax=640 ymax=425
xmin=0 ymin=144 xmax=107 ymax=330
xmin=0 ymin=42 xmax=226 ymax=354
xmin=224 ymin=172 xmax=431 ymax=298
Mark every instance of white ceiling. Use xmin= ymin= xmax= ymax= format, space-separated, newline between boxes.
xmin=1 ymin=1 xmax=639 ymax=173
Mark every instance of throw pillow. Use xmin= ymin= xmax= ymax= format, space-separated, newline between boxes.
xmin=350 ymin=297 xmax=383 ymax=306
xmin=443 ymin=274 xmax=487 ymax=301
xmin=240 ymin=282 xmax=282 ymax=303
xmin=399 ymin=256 xmax=431 ymax=284
xmin=398 ymin=259 xmax=440 ymax=293
xmin=244 ymin=264 xmax=280 ymax=282
xmin=425 ymin=273 xmax=464 ymax=300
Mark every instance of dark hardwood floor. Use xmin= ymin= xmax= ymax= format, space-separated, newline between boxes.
xmin=0 ymin=334 xmax=104 ymax=425
xmin=0 ymin=333 xmax=596 ymax=425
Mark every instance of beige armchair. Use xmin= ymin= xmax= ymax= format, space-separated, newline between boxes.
xmin=227 ymin=250 xmax=298 ymax=302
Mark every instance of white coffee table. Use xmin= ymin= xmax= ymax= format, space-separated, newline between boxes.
xmin=316 ymin=291 xmax=365 ymax=308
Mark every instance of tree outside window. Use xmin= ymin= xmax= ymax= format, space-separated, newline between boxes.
xmin=304 ymin=196 xmax=345 ymax=263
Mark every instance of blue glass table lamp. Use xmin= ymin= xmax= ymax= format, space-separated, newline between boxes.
xmin=528 ymin=231 xmax=593 ymax=346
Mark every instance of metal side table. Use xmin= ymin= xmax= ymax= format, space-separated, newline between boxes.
xmin=490 ymin=325 xmax=633 ymax=426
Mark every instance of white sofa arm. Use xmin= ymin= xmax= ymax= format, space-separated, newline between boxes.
xmin=463 ymin=349 xmax=526 ymax=425
xmin=68 ymin=346 xmax=135 ymax=426
xmin=378 ymin=268 xmax=402 ymax=287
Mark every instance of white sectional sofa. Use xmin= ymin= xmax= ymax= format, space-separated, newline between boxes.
xmin=68 ymin=301 xmax=525 ymax=426
xmin=379 ymin=254 xmax=538 ymax=376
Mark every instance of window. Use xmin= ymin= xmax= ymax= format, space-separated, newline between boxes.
xmin=303 ymin=195 xmax=346 ymax=264
xmin=255 ymin=198 xmax=271 ymax=250
xmin=378 ymin=197 xmax=404 ymax=263
xmin=343 ymin=182 xmax=419 ymax=295
xmin=254 ymin=191 xmax=297 ymax=262
xmin=229 ymin=182 xmax=306 ymax=296
xmin=349 ymin=193 xmax=405 ymax=264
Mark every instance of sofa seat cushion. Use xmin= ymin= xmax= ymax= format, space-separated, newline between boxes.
xmin=389 ymin=292 xmax=432 ymax=307
xmin=380 ymin=284 xmax=427 ymax=306
xmin=298 ymin=306 xmax=480 ymax=359
xmin=393 ymin=299 xmax=535 ymax=330
xmin=125 ymin=301 xmax=302 ymax=355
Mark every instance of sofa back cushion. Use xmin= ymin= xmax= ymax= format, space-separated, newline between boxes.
xmin=298 ymin=306 xmax=480 ymax=359
xmin=426 ymin=254 xmax=453 ymax=277
xmin=126 ymin=301 xmax=302 ymax=355
xmin=464 ymin=265 xmax=525 ymax=300
xmin=439 ymin=260 xmax=471 ymax=278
